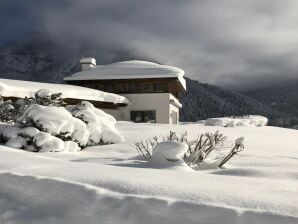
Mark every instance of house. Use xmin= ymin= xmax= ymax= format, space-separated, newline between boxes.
xmin=0 ymin=78 xmax=128 ymax=109
xmin=64 ymin=58 xmax=186 ymax=124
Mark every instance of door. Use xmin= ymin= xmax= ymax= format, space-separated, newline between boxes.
xmin=172 ymin=111 xmax=178 ymax=124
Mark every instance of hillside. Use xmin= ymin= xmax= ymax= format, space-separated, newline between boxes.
xmin=243 ymin=82 xmax=298 ymax=119
xmin=180 ymin=78 xmax=298 ymax=127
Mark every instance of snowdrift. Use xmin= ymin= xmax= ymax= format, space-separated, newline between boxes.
xmin=205 ymin=115 xmax=268 ymax=127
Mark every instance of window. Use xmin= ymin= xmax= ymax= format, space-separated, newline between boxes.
xmin=153 ymin=83 xmax=168 ymax=92
xmin=130 ymin=111 xmax=156 ymax=123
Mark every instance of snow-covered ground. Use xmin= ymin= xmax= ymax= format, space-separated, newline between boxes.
xmin=0 ymin=122 xmax=298 ymax=224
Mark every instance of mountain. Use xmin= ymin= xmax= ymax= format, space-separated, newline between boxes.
xmin=0 ymin=37 xmax=146 ymax=84
xmin=243 ymin=82 xmax=298 ymax=119
xmin=180 ymin=78 xmax=298 ymax=127
xmin=0 ymin=39 xmax=297 ymax=127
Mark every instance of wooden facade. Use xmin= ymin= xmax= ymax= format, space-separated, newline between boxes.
xmin=65 ymin=77 xmax=185 ymax=99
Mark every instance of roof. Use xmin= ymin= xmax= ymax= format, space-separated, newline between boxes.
xmin=64 ymin=60 xmax=186 ymax=90
xmin=0 ymin=79 xmax=128 ymax=105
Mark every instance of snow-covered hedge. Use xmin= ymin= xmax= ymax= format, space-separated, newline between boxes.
xmin=0 ymin=91 xmax=124 ymax=152
xmin=205 ymin=115 xmax=268 ymax=127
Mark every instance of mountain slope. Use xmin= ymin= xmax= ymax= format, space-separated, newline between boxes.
xmin=243 ymin=82 xmax=298 ymax=119
xmin=180 ymin=78 xmax=298 ymax=127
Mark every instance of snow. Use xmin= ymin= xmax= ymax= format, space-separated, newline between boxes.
xmin=148 ymin=141 xmax=193 ymax=171
xmin=0 ymin=78 xmax=128 ymax=104
xmin=64 ymin=60 xmax=187 ymax=90
xmin=80 ymin=57 xmax=96 ymax=65
xmin=0 ymin=122 xmax=298 ymax=223
xmin=20 ymin=104 xmax=89 ymax=146
xmin=152 ymin=141 xmax=188 ymax=161
xmin=205 ymin=115 xmax=268 ymax=127
xmin=66 ymin=101 xmax=124 ymax=144
xmin=0 ymin=102 xmax=124 ymax=152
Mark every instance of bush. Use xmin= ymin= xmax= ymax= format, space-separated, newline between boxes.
xmin=0 ymin=90 xmax=124 ymax=152
xmin=135 ymin=131 xmax=245 ymax=169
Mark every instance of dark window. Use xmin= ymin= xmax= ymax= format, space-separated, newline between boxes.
xmin=154 ymin=83 xmax=168 ymax=92
xmin=130 ymin=111 xmax=156 ymax=123
xmin=128 ymin=83 xmax=138 ymax=92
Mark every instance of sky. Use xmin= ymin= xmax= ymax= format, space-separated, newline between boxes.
xmin=0 ymin=0 xmax=298 ymax=90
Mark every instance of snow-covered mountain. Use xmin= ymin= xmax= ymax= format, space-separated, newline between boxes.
xmin=243 ymin=82 xmax=298 ymax=120
xmin=180 ymin=78 xmax=298 ymax=127
xmin=0 ymin=39 xmax=297 ymax=127
xmin=0 ymin=38 xmax=142 ymax=83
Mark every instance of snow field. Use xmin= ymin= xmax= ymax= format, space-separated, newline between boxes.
xmin=1 ymin=172 xmax=297 ymax=224
xmin=0 ymin=122 xmax=298 ymax=223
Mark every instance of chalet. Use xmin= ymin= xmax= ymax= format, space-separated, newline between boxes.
xmin=64 ymin=58 xmax=186 ymax=124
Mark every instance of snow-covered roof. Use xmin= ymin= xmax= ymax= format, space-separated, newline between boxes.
xmin=64 ymin=60 xmax=186 ymax=90
xmin=0 ymin=79 xmax=128 ymax=104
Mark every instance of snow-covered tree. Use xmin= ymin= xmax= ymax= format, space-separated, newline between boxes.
xmin=0 ymin=90 xmax=124 ymax=152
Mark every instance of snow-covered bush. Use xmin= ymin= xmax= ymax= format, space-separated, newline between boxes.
xmin=18 ymin=104 xmax=89 ymax=146
xmin=0 ymin=90 xmax=124 ymax=152
xmin=0 ymin=90 xmax=65 ymax=124
xmin=205 ymin=115 xmax=268 ymax=127
xmin=135 ymin=131 xmax=245 ymax=169
xmin=66 ymin=101 xmax=124 ymax=145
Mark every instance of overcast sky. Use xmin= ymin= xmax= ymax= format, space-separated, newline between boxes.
xmin=1 ymin=0 xmax=298 ymax=90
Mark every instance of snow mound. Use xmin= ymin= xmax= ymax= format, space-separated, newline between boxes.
xmin=205 ymin=115 xmax=268 ymax=127
xmin=152 ymin=141 xmax=188 ymax=161
xmin=148 ymin=141 xmax=193 ymax=171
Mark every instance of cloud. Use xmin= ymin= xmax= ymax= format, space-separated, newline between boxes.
xmin=1 ymin=0 xmax=298 ymax=90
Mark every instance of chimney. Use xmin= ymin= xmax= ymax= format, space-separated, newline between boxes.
xmin=80 ymin=58 xmax=96 ymax=71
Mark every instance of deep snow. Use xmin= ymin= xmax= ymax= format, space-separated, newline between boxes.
xmin=0 ymin=122 xmax=298 ymax=224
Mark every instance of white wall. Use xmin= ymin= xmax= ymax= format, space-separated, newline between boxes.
xmin=103 ymin=93 xmax=181 ymax=124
